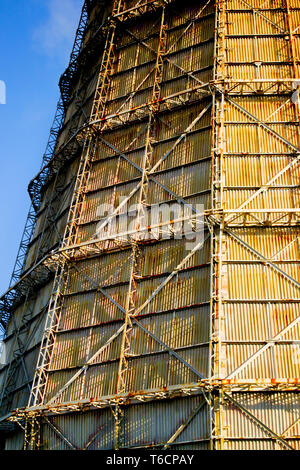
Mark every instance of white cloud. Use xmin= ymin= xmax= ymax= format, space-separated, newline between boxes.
xmin=33 ymin=0 xmax=83 ymax=61
xmin=0 ymin=80 xmax=6 ymax=104
xmin=0 ymin=341 xmax=6 ymax=365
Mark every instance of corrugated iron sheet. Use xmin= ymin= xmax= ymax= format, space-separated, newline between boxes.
xmin=2 ymin=0 xmax=299 ymax=451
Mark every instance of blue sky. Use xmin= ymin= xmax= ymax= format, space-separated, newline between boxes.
xmin=0 ymin=0 xmax=83 ymax=294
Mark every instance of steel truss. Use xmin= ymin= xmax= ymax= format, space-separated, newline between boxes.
xmin=59 ymin=0 xmax=100 ymax=109
xmin=1 ymin=0 xmax=299 ymax=450
xmin=0 ymin=1 xmax=103 ymax=439
xmin=0 ymin=1 xmax=98 ymax=340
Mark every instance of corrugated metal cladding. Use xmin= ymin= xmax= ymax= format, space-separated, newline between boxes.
xmin=41 ymin=397 xmax=210 ymax=450
xmin=0 ymin=280 xmax=52 ymax=417
xmin=1 ymin=0 xmax=299 ymax=450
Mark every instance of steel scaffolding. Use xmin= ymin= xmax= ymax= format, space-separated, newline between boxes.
xmin=0 ymin=0 xmax=299 ymax=450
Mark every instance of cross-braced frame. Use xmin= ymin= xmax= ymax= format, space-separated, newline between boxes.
xmin=0 ymin=0 xmax=299 ymax=450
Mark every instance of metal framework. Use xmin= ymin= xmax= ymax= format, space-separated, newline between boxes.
xmin=0 ymin=0 xmax=299 ymax=451
xmin=9 ymin=0 xmax=95 ymax=289
xmin=0 ymin=0 xmax=101 ymax=434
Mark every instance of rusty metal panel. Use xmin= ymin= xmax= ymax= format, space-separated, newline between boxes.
xmin=42 ymin=396 xmax=209 ymax=450
xmin=123 ymin=397 xmax=209 ymax=448
xmin=42 ymin=408 xmax=114 ymax=450
xmin=2 ymin=0 xmax=299 ymax=452
xmin=4 ymin=430 xmax=24 ymax=450
xmin=223 ymin=392 xmax=300 ymax=450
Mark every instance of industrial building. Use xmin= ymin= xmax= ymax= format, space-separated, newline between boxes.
xmin=0 ymin=0 xmax=299 ymax=450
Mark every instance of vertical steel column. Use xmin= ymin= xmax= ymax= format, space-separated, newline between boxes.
xmin=23 ymin=415 xmax=41 ymax=451
xmin=26 ymin=0 xmax=124 ymax=448
xmin=286 ymin=0 xmax=299 ymax=81
xmin=63 ymin=94 xmax=104 ymax=250
xmin=209 ymin=0 xmax=226 ymax=450
xmin=28 ymin=259 xmax=69 ymax=407
xmin=116 ymin=241 xmax=140 ymax=396
xmin=116 ymin=6 xmax=168 ymax=396
xmin=286 ymin=0 xmax=300 ymax=147
xmin=285 ymin=0 xmax=300 ymax=270
xmin=63 ymin=0 xmax=122 ymax=251
xmin=114 ymin=5 xmax=168 ymax=446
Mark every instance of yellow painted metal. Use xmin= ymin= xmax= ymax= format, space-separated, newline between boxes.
xmin=0 ymin=0 xmax=299 ymax=450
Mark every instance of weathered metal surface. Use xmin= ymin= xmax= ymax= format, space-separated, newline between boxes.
xmin=0 ymin=0 xmax=299 ymax=451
